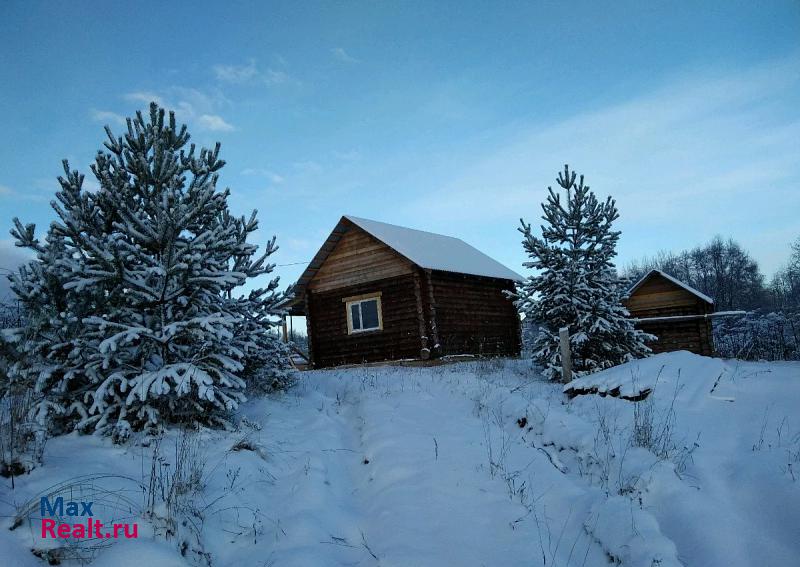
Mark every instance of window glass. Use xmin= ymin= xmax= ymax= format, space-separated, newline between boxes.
xmin=360 ymin=299 xmax=379 ymax=329
xmin=350 ymin=303 xmax=362 ymax=330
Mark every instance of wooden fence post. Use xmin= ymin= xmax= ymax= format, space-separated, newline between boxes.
xmin=559 ymin=326 xmax=572 ymax=384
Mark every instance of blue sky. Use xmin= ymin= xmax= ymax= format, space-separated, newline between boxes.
xmin=1 ymin=1 xmax=799 ymax=299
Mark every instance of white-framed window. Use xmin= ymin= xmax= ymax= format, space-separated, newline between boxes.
xmin=343 ymin=292 xmax=383 ymax=334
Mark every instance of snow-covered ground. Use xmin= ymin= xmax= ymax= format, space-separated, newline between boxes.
xmin=2 ymin=352 xmax=799 ymax=566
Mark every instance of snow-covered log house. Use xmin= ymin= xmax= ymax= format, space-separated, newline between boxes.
xmin=625 ymin=270 xmax=715 ymax=356
xmin=282 ymin=216 xmax=523 ymax=368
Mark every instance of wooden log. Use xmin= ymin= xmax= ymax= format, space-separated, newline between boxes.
xmin=632 ymin=311 xmax=745 ymax=324
xmin=413 ymin=272 xmax=430 ymax=359
xmin=425 ymin=270 xmax=440 ymax=351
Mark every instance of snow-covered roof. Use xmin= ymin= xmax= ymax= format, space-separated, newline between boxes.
xmin=344 ymin=215 xmax=523 ymax=281
xmin=279 ymin=215 xmax=524 ymax=314
xmin=628 ymin=269 xmax=714 ymax=304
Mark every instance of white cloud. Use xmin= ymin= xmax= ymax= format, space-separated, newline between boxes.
xmin=331 ymin=47 xmax=359 ymax=64
xmin=120 ymin=87 xmax=235 ymax=133
xmin=263 ymin=68 xmax=291 ymax=85
xmin=197 ymin=114 xmax=235 ymax=132
xmin=90 ymin=109 xmax=126 ymax=126
xmin=241 ymin=168 xmax=284 ymax=184
xmin=398 ymin=55 xmax=800 ymax=275
xmin=213 ymin=59 xmax=296 ymax=86
xmin=0 ymin=184 xmax=47 ymax=202
xmin=124 ymin=91 xmax=164 ymax=106
xmin=292 ymin=160 xmax=323 ymax=174
xmin=213 ymin=60 xmax=259 ymax=83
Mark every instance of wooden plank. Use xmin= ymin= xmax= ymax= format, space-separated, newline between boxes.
xmin=310 ymin=262 xmax=413 ymax=292
xmin=635 ymin=275 xmax=691 ymax=294
xmin=322 ymin=247 xmax=403 ymax=269
xmin=308 ymin=226 xmax=413 ymax=292
xmin=627 ymin=290 xmax=700 ymax=311
xmin=312 ymin=254 xmax=409 ymax=279
xmin=341 ymin=291 xmax=382 ymax=303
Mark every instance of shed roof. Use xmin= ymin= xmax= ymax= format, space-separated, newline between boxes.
xmin=280 ymin=216 xmax=522 ymax=315
xmin=344 ymin=215 xmax=523 ymax=281
xmin=628 ymin=269 xmax=714 ymax=305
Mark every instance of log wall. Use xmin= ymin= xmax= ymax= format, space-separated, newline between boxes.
xmin=636 ymin=318 xmax=714 ymax=356
xmin=424 ymin=271 xmax=521 ymax=357
xmin=307 ymin=274 xmax=422 ymax=367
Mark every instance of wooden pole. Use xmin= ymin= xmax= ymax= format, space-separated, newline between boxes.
xmin=281 ymin=316 xmax=288 ymax=343
xmin=304 ymin=292 xmax=314 ymax=368
xmin=412 ymin=271 xmax=430 ymax=359
xmin=559 ymin=327 xmax=572 ymax=384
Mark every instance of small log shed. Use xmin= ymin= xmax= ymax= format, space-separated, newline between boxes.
xmin=281 ymin=215 xmax=523 ymax=368
xmin=625 ymin=270 xmax=715 ymax=356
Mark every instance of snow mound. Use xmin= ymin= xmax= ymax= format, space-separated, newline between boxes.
xmin=563 ymin=351 xmax=728 ymax=400
xmin=586 ymin=496 xmax=681 ymax=567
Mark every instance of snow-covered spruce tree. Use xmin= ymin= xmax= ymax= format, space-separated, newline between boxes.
xmin=233 ymin=286 xmax=293 ymax=394
xmin=8 ymin=103 xmax=288 ymax=439
xmin=517 ymin=165 xmax=652 ymax=381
